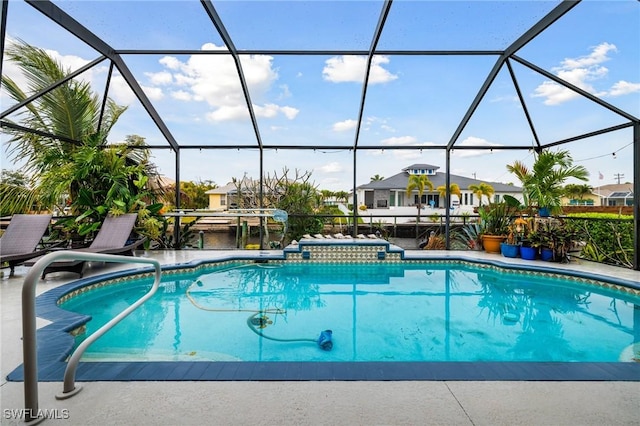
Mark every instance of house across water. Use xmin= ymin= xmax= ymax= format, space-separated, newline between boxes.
xmin=356 ymin=164 xmax=522 ymax=218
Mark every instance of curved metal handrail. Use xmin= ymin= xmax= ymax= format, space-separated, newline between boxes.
xmin=22 ymin=251 xmax=161 ymax=422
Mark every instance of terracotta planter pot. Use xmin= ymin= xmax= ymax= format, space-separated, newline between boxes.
xmin=482 ymin=235 xmax=506 ymax=254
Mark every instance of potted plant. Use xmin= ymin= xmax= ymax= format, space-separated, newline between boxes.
xmin=478 ymin=195 xmax=519 ymax=254
xmin=500 ymin=228 xmax=520 ymax=258
xmin=522 ymin=222 xmax=542 ymax=260
xmin=478 ymin=203 xmax=508 ymax=253
xmin=533 ymin=219 xmax=580 ymax=263
xmin=506 ymin=149 xmax=589 ymax=216
xmin=521 ymin=238 xmax=538 ymax=260
xmin=456 ymin=222 xmax=484 ymax=251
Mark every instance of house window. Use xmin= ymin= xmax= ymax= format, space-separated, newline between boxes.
xmin=494 ymin=194 xmax=501 ymax=203
xmin=470 ymin=193 xmax=474 ymax=205
xmin=377 ymin=199 xmax=388 ymax=208
xmin=389 ymin=193 xmax=395 ymax=206
xmin=464 ymin=193 xmax=468 ymax=205
xmin=220 ymin=195 xmax=226 ymax=206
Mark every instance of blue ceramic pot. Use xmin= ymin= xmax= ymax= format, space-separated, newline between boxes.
xmin=520 ymin=246 xmax=537 ymax=260
xmin=538 ymin=207 xmax=551 ymax=217
xmin=500 ymin=243 xmax=520 ymax=258
xmin=540 ymin=247 xmax=554 ymax=261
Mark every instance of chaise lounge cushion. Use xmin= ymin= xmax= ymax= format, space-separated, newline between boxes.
xmin=26 ymin=213 xmax=144 ymax=278
xmin=0 ymin=214 xmax=53 ymax=276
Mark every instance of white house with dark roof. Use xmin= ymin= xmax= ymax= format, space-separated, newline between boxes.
xmin=356 ymin=164 xmax=522 ymax=217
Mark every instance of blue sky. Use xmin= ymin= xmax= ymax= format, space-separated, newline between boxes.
xmin=1 ymin=0 xmax=639 ymax=192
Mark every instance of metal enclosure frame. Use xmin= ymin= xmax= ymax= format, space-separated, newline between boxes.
xmin=1 ymin=0 xmax=638 ymax=269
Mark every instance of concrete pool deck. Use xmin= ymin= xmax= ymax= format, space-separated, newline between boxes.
xmin=2 ymin=249 xmax=639 ymax=425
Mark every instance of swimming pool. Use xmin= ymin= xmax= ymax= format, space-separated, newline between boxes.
xmin=60 ymin=261 xmax=639 ymax=364
xmin=8 ymin=241 xmax=640 ymax=381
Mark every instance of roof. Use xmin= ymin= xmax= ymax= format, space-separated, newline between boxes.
xmin=358 ymin=168 xmax=520 ymax=193
xmin=402 ymin=164 xmax=440 ymax=172
xmin=595 ymin=184 xmax=634 ymax=198
xmin=608 ymin=191 xmax=634 ymax=198
xmin=205 ymin=182 xmax=235 ymax=195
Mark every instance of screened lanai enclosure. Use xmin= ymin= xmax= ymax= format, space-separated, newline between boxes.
xmin=1 ymin=0 xmax=639 ymax=268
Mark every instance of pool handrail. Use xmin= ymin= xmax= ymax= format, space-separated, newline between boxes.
xmin=21 ymin=251 xmax=161 ymax=423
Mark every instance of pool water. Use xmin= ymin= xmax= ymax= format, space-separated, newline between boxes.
xmin=60 ymin=262 xmax=640 ymax=363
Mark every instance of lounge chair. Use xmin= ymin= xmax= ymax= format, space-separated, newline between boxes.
xmin=0 ymin=214 xmax=53 ymax=276
xmin=26 ymin=213 xmax=145 ymax=279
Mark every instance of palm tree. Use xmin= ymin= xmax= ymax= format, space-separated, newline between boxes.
xmin=406 ymin=174 xmax=433 ymax=221
xmin=370 ymin=174 xmax=384 ymax=181
xmin=1 ymin=39 xmax=128 ymax=214
xmin=507 ymin=150 xmax=588 ymax=214
xmin=563 ymin=184 xmax=593 ymax=202
xmin=1 ymin=40 xmax=167 ymax=241
xmin=468 ymin=182 xmax=495 ymax=208
xmin=334 ymin=190 xmax=350 ymax=205
xmin=320 ymin=189 xmax=335 ymax=205
xmin=436 ymin=183 xmax=461 ymax=208
xmin=505 ymin=160 xmax=532 ymax=207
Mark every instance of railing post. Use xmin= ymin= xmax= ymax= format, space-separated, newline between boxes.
xmin=21 ymin=252 xmax=162 ymax=419
xmin=21 ymin=266 xmax=41 ymax=423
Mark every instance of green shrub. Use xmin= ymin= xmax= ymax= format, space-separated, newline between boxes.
xmin=565 ymin=213 xmax=633 ymax=268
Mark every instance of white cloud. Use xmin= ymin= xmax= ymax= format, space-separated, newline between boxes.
xmin=254 ymin=103 xmax=280 ymax=119
xmin=46 ymin=49 xmax=91 ymax=76
xmin=369 ymin=56 xmax=399 ymax=84
xmin=559 ymin=42 xmax=616 ymax=69
xmin=205 ymin=103 xmax=298 ymax=122
xmin=609 ymin=80 xmax=640 ymax=96
xmin=333 ymin=119 xmax=358 ymax=132
xmin=153 ymin=43 xmax=296 ymax=122
xmin=145 ymin=71 xmax=173 ymax=85
xmin=322 ymin=55 xmax=398 ymax=84
xmin=142 ymin=85 xmax=164 ymax=101
xmin=206 ymin=105 xmax=248 ymax=122
xmin=452 ymin=136 xmax=501 ymax=158
xmin=532 ymin=42 xmax=638 ymax=105
xmin=381 ymin=136 xmax=417 ymax=146
xmin=278 ymin=84 xmax=292 ymax=99
xmin=280 ymin=106 xmax=299 ymax=120
xmin=171 ymin=90 xmax=192 ymax=101
xmin=362 ymin=116 xmax=395 ymax=132
xmin=109 ymin=75 xmax=137 ymax=104
xmin=159 ymin=56 xmax=182 ymax=70
xmin=318 ymin=162 xmax=343 ymax=173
